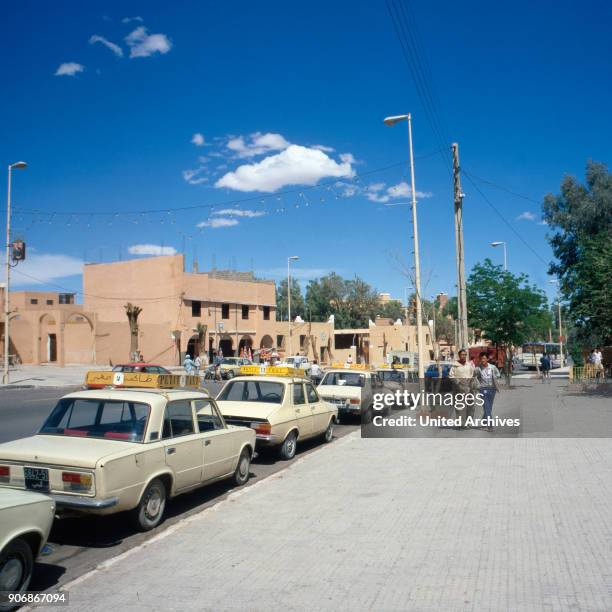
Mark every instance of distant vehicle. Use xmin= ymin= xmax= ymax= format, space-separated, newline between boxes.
xmin=521 ymin=343 xmax=563 ymax=369
xmin=112 ymin=363 xmax=171 ymax=374
xmin=276 ymin=356 xmax=311 ymax=375
xmin=218 ymin=357 xmax=253 ymax=379
xmin=468 ymin=346 xmax=506 ymax=368
xmin=387 ymin=351 xmax=418 ymax=370
xmin=0 ymin=489 xmax=55 ymax=603
xmin=424 ymin=363 xmax=453 ymax=392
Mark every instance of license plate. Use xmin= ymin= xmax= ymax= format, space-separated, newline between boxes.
xmin=24 ymin=467 xmax=50 ymax=492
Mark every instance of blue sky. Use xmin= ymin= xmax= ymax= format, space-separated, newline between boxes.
xmin=2 ymin=0 xmax=611 ymax=305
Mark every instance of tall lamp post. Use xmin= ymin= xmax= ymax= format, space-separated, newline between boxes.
xmin=287 ymin=255 xmax=299 ymax=356
xmin=548 ymin=279 xmax=564 ymax=367
xmin=4 ymin=161 xmax=27 ymax=385
xmin=490 ymin=241 xmax=507 ymax=271
xmin=384 ymin=114 xmax=425 ymax=381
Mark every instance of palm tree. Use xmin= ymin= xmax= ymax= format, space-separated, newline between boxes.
xmin=124 ymin=303 xmax=143 ymax=358
xmin=195 ymin=322 xmax=207 ymax=357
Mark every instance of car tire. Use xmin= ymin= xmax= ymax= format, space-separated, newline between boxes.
xmin=226 ymin=370 xmax=234 ymax=379
xmin=279 ymin=431 xmax=297 ymax=460
xmin=322 ymin=420 xmax=334 ymax=443
xmin=131 ymin=478 xmax=167 ymax=532
xmin=233 ymin=448 xmax=251 ymax=486
xmin=0 ymin=538 xmax=33 ymax=602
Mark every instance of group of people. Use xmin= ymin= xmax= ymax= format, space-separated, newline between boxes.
xmin=183 ymin=354 xmax=204 ymax=375
xmin=449 ymin=349 xmax=501 ymax=431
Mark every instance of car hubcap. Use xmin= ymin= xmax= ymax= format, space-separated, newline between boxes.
xmin=239 ymin=456 xmax=248 ymax=478
xmin=0 ymin=557 xmax=24 ymax=591
xmin=326 ymin=425 xmax=333 ymax=441
xmin=145 ymin=489 xmax=162 ymax=519
xmin=287 ymin=438 xmax=295 ymax=455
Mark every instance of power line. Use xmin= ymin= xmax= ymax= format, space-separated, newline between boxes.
xmin=462 ymin=169 xmax=542 ymax=205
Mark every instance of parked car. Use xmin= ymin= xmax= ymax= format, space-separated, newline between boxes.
xmin=317 ymin=367 xmax=385 ymax=422
xmin=218 ymin=357 xmax=253 ymax=379
xmin=112 ymin=363 xmax=171 ymax=374
xmin=276 ymin=356 xmax=312 ymax=375
xmin=0 ymin=372 xmax=255 ymax=532
xmin=0 ymin=489 xmax=55 ymax=606
xmin=424 ymin=363 xmax=453 ymax=392
xmin=216 ymin=368 xmax=337 ymax=460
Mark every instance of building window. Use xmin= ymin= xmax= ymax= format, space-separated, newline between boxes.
xmin=221 ymin=303 xmax=230 ymax=319
xmin=299 ymin=335 xmax=305 ymax=350
xmin=263 ymin=306 xmax=270 ymax=320
xmin=46 ymin=300 xmax=53 ymax=305
xmin=242 ymin=305 xmax=249 ymax=320
xmin=276 ymin=334 xmax=284 ymax=348
xmin=191 ymin=300 xmax=201 ymax=317
xmin=30 ymin=299 xmax=38 ymax=305
xmin=59 ymin=293 xmax=74 ymax=305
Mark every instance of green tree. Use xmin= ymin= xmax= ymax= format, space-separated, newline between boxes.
xmin=467 ymin=259 xmax=552 ymax=381
xmin=543 ymin=161 xmax=612 ymax=346
xmin=379 ymin=299 xmax=405 ymax=322
xmin=305 ymin=273 xmax=348 ymax=323
xmin=276 ymin=278 xmax=305 ymax=321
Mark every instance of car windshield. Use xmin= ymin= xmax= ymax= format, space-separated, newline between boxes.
xmin=320 ymin=372 xmax=365 ymax=387
xmin=40 ymin=398 xmax=150 ymax=442
xmin=218 ymin=380 xmax=285 ymax=404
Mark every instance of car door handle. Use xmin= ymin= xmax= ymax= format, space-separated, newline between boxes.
xmin=166 ymin=447 xmax=176 ymax=455
xmin=204 ymin=440 xmax=211 ymax=446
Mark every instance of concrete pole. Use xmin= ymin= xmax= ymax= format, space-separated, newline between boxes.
xmin=407 ymin=114 xmax=425 ymax=381
xmin=287 ymin=258 xmax=292 ymax=356
xmin=3 ymin=166 xmax=12 ymax=384
xmin=452 ymin=143 xmax=468 ymax=351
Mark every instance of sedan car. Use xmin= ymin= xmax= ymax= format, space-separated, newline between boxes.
xmin=218 ymin=357 xmax=253 ymax=379
xmin=0 ymin=372 xmax=255 ymax=532
xmin=216 ymin=368 xmax=337 ymax=460
xmin=112 ymin=363 xmax=171 ymax=374
xmin=0 ymin=489 xmax=55 ymax=606
xmin=424 ymin=363 xmax=453 ymax=392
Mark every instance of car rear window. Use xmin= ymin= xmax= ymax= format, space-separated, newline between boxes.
xmin=40 ymin=398 xmax=150 ymax=442
xmin=218 ymin=380 xmax=284 ymax=404
xmin=320 ymin=372 xmax=365 ymax=387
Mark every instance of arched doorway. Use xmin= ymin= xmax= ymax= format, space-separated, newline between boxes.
xmin=187 ymin=334 xmax=200 ymax=358
xmin=39 ymin=314 xmax=58 ymax=363
xmin=64 ymin=313 xmax=95 ymax=364
xmin=260 ymin=335 xmax=273 ymax=349
xmin=218 ymin=336 xmax=233 ymax=358
xmin=238 ymin=335 xmax=253 ymax=357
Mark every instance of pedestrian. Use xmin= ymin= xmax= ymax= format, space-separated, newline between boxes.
xmin=592 ymin=347 xmax=604 ymax=380
xmin=449 ymin=349 xmax=476 ymax=428
xmin=310 ymin=359 xmax=323 ymax=385
xmin=194 ymin=355 xmax=201 ymax=376
xmin=475 ymin=351 xmax=501 ymax=432
xmin=183 ymin=354 xmax=194 ymax=375
xmin=540 ymin=352 xmax=551 ymax=383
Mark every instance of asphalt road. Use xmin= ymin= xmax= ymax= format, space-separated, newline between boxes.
xmin=0 ymin=383 xmax=360 ymax=592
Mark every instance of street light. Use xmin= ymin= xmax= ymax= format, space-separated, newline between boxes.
xmin=490 ymin=241 xmax=507 ymax=271
xmin=287 ymin=255 xmax=299 ymax=356
xmin=548 ymin=279 xmax=564 ymax=367
xmin=4 ymin=161 xmax=27 ymax=384
xmin=384 ymin=113 xmax=425 ymax=381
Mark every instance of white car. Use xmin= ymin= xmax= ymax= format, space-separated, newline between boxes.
xmin=0 ymin=489 xmax=55 ymax=606
xmin=276 ymin=356 xmax=312 ymax=375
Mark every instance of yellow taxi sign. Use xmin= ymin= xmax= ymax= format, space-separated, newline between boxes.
xmin=330 ymin=362 xmax=374 ymax=371
xmin=239 ymin=365 xmax=305 ymax=378
xmin=85 ymin=371 xmax=201 ymax=390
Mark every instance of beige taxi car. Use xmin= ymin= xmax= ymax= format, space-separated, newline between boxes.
xmin=216 ymin=366 xmax=338 ymax=460
xmin=0 ymin=372 xmax=255 ymax=532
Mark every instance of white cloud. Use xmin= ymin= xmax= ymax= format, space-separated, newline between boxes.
xmin=365 ymin=181 xmax=432 ymax=203
xmin=227 ymin=132 xmax=291 ymax=158
xmin=339 ymin=153 xmax=356 ymax=165
xmin=122 ymin=16 xmax=144 ymax=24
xmin=212 ymin=209 xmax=265 ymax=218
xmin=182 ymin=166 xmax=208 ymax=185
xmin=128 ymin=244 xmax=177 ymax=256
xmin=54 ymin=62 xmax=84 ymax=77
xmin=125 ymin=26 xmax=172 ymax=58
xmin=191 ymin=133 xmax=205 ymax=146
xmin=517 ymin=211 xmax=536 ymax=221
xmin=89 ymin=34 xmax=123 ymax=57
xmin=197 ymin=218 xmax=239 ymax=229
xmin=312 ymin=144 xmax=335 ymax=153
xmin=10 ymin=253 xmax=83 ymax=286
xmin=215 ymin=145 xmax=355 ymax=193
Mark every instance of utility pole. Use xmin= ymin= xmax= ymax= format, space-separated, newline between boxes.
xmin=452 ymin=143 xmax=468 ymax=351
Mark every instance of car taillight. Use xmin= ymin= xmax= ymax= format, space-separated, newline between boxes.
xmin=62 ymin=471 xmax=93 ymax=491
xmin=252 ymin=422 xmax=272 ymax=436
xmin=0 ymin=465 xmax=9 ymax=483
xmin=349 ymin=398 xmax=360 ymax=404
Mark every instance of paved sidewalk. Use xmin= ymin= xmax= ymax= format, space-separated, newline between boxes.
xmin=0 ymin=364 xmax=189 ymax=388
xmin=46 ymin=382 xmax=612 ymax=611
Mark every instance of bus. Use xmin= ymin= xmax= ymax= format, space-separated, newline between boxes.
xmin=521 ymin=342 xmax=563 ymax=369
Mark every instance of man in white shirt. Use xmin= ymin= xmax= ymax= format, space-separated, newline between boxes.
xmin=592 ymin=347 xmax=604 ymax=379
xmin=310 ymin=359 xmax=323 ymax=385
xmin=449 ymin=349 xmax=476 ymax=428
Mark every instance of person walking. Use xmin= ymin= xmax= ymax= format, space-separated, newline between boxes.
xmin=193 ymin=355 xmax=201 ymax=376
xmin=310 ymin=359 xmax=323 ymax=385
xmin=449 ymin=349 xmax=476 ymax=428
xmin=475 ymin=351 xmax=501 ymax=432
xmin=183 ymin=354 xmax=194 ymax=375
xmin=540 ymin=352 xmax=551 ymax=383
xmin=592 ymin=347 xmax=604 ymax=380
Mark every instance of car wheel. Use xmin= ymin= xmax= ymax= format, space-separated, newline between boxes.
xmin=226 ymin=370 xmax=234 ymax=379
xmin=233 ymin=448 xmax=251 ymax=486
xmin=0 ymin=538 xmax=33 ymax=601
xmin=279 ymin=431 xmax=297 ymax=460
xmin=323 ymin=420 xmax=334 ymax=443
xmin=131 ymin=478 xmax=167 ymax=532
